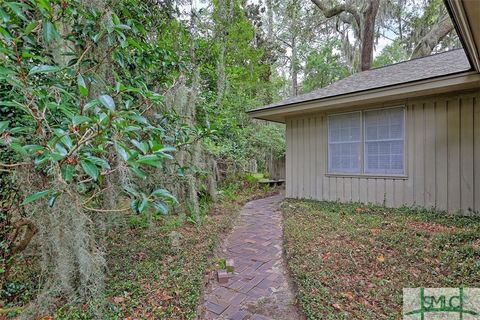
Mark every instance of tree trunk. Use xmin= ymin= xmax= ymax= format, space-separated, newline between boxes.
xmin=216 ymin=44 xmax=226 ymax=106
xmin=311 ymin=0 xmax=379 ymax=71
xmin=207 ymin=158 xmax=218 ymax=203
xmin=360 ymin=0 xmax=380 ymax=71
xmin=411 ymin=16 xmax=454 ymax=58
xmin=266 ymin=0 xmax=273 ymax=39
xmin=291 ymin=36 xmax=298 ymax=96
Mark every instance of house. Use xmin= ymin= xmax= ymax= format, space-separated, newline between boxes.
xmin=248 ymin=0 xmax=480 ymax=214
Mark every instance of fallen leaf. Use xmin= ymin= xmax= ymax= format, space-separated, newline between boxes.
xmin=113 ymin=296 xmax=125 ymax=304
xmin=344 ymin=291 xmax=354 ymax=301
xmin=377 ymin=255 xmax=385 ymax=263
xmin=332 ymin=303 xmax=342 ymax=310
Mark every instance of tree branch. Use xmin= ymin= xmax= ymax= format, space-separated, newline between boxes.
xmin=411 ymin=15 xmax=454 ymax=58
xmin=310 ymin=0 xmax=361 ymax=30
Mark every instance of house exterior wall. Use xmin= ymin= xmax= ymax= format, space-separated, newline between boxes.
xmin=285 ymin=89 xmax=480 ymax=214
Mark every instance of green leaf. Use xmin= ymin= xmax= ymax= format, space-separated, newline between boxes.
xmin=25 ymin=20 xmax=39 ymax=34
xmin=23 ymin=144 xmax=44 ymax=153
xmin=124 ymin=125 xmax=141 ymax=132
xmin=155 ymin=151 xmax=174 ymax=160
xmin=72 ymin=115 xmax=90 ymax=126
xmin=115 ymin=24 xmax=131 ymax=31
xmin=61 ymin=164 xmax=75 ymax=182
xmin=124 ymin=185 xmax=140 ymax=197
xmin=0 ymin=101 xmax=29 ymax=113
xmin=48 ymin=193 xmax=58 ymax=207
xmin=6 ymin=2 xmax=28 ymax=20
xmin=136 ymin=155 xmax=161 ymax=168
xmin=61 ymin=134 xmax=73 ymax=149
xmin=55 ymin=143 xmax=68 ymax=156
xmin=22 ymin=189 xmax=52 ymax=205
xmin=131 ymin=139 xmax=148 ymax=154
xmin=52 ymin=129 xmax=72 ymax=149
xmin=0 ymin=27 xmax=12 ymax=42
xmin=129 ymin=114 xmax=148 ymax=125
xmin=0 ymin=8 xmax=10 ymax=23
xmin=130 ymin=167 xmax=147 ymax=179
xmin=99 ymin=94 xmax=115 ymax=111
xmin=77 ymin=74 xmax=88 ymax=97
xmin=130 ymin=199 xmax=139 ymax=213
xmin=153 ymin=201 xmax=169 ymax=215
xmin=114 ymin=142 xmax=129 ymax=161
xmin=0 ymin=67 xmax=16 ymax=77
xmin=151 ymin=188 xmax=178 ymax=203
xmin=84 ymin=155 xmax=110 ymax=169
xmin=10 ymin=142 xmax=27 ymax=156
xmin=138 ymin=196 xmax=149 ymax=213
xmin=50 ymin=152 xmax=65 ymax=161
xmin=84 ymin=100 xmax=99 ymax=111
xmin=10 ymin=127 xmax=31 ymax=134
xmin=29 ymin=65 xmax=60 ymax=75
xmin=0 ymin=120 xmax=9 ymax=132
xmin=112 ymin=13 xmax=121 ymax=25
xmin=42 ymin=20 xmax=58 ymax=43
xmin=36 ymin=0 xmax=52 ymax=12
xmin=92 ymin=30 xmax=105 ymax=43
xmin=80 ymin=160 xmax=99 ymax=180
xmin=158 ymin=146 xmax=176 ymax=153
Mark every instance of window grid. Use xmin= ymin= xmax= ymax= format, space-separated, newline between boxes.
xmin=327 ymin=112 xmax=361 ymax=174
xmin=327 ymin=107 xmax=405 ymax=176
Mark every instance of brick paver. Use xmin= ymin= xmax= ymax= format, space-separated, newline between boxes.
xmin=199 ymin=195 xmax=303 ymax=320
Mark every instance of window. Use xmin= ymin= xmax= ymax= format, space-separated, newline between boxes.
xmin=328 ymin=112 xmax=361 ymax=173
xmin=327 ymin=107 xmax=405 ymax=175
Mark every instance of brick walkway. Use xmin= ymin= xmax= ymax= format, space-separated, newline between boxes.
xmin=199 ymin=194 xmax=303 ymax=320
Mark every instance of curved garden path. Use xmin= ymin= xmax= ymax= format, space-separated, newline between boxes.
xmin=199 ymin=194 xmax=304 ymax=320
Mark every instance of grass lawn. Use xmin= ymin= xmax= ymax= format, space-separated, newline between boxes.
xmin=2 ymin=184 xmax=277 ymax=319
xmin=281 ymin=200 xmax=480 ymax=320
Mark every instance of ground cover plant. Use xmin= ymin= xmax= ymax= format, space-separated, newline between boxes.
xmin=281 ymin=200 xmax=480 ymax=319
xmin=1 ymin=182 xmax=278 ymax=319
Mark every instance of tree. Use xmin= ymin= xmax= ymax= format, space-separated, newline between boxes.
xmin=410 ymin=8 xmax=455 ymax=58
xmin=0 ymin=0 xmax=191 ymax=313
xmin=311 ymin=0 xmax=380 ymax=71
xmin=302 ymin=40 xmax=351 ymax=92
xmin=271 ymin=0 xmax=311 ymax=96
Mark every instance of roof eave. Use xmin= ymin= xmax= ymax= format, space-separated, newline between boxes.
xmin=445 ymin=0 xmax=480 ymax=72
xmin=248 ymin=71 xmax=480 ymax=123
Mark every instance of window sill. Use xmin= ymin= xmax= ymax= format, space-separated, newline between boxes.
xmin=325 ymin=173 xmax=408 ymax=180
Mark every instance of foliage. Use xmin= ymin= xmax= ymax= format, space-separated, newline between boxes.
xmin=0 ymin=0 xmax=183 ymax=213
xmin=301 ymin=40 xmax=351 ymax=93
xmin=268 ymin=0 xmax=461 ymax=94
xmin=198 ymin=0 xmax=285 ymax=168
xmin=0 ymin=0 xmax=284 ymax=314
xmin=3 ymin=181 xmax=276 ymax=319
xmin=0 ymin=0 xmax=197 ymax=313
xmin=0 ymin=0 xmax=465 ymax=316
xmin=372 ymin=40 xmax=409 ymax=68
xmin=282 ymin=200 xmax=480 ymax=319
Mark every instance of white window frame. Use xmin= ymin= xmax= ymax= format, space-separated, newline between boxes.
xmin=326 ymin=106 xmax=406 ymax=178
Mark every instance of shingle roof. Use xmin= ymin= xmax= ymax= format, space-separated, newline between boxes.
xmin=250 ymin=49 xmax=471 ymax=112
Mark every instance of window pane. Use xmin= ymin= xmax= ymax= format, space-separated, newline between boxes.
xmin=364 ymin=108 xmax=405 ymax=174
xmin=328 ymin=112 xmax=361 ymax=173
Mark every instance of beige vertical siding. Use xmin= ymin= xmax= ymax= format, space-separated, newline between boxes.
xmin=285 ymin=90 xmax=479 ymax=214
